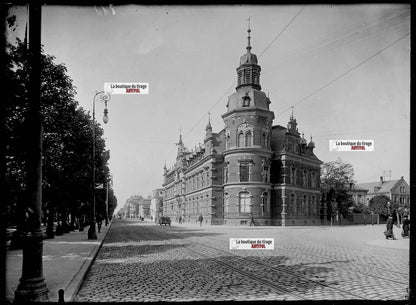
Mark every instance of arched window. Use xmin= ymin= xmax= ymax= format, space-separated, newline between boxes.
xmin=303 ymin=195 xmax=308 ymax=215
xmin=303 ymin=170 xmax=308 ymax=187
xmin=238 ymin=132 xmax=245 ymax=147
xmin=224 ymin=193 xmax=229 ymax=215
xmin=245 ymin=132 xmax=252 ymax=146
xmin=311 ymin=196 xmax=316 ymax=216
xmin=297 ymin=197 xmax=302 ymax=215
xmin=311 ymin=171 xmax=316 ymax=188
xmin=263 ymin=164 xmax=269 ymax=182
xmin=291 ymin=167 xmax=297 ymax=184
xmin=239 ymin=192 xmax=250 ymax=213
xmin=224 ymin=163 xmax=229 ymax=183
xmin=290 ymin=194 xmax=296 ymax=214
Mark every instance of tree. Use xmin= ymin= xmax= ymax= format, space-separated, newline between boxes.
xmin=5 ymin=38 xmax=116 ymax=241
xmin=321 ymin=158 xmax=356 ymax=224
xmin=321 ymin=157 xmax=355 ymax=190
xmin=368 ymin=195 xmax=392 ymax=218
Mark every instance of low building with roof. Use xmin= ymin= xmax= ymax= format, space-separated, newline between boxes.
xmin=347 ymin=183 xmax=369 ymax=206
xmin=356 ymin=176 xmax=410 ymax=206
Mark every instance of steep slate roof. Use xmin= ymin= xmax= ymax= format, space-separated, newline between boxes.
xmin=356 ymin=179 xmax=400 ymax=194
xmin=348 ymin=185 xmax=369 ymax=192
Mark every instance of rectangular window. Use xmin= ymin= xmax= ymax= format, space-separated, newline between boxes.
xmin=224 ymin=165 xmax=229 ymax=183
xmin=240 ymin=163 xmax=249 ymax=182
xmin=263 ymin=166 xmax=269 ymax=182
xmin=239 ymin=193 xmax=250 ymax=213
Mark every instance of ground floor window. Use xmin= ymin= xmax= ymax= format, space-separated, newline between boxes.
xmin=239 ymin=192 xmax=250 ymax=213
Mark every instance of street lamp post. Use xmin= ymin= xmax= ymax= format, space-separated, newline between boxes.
xmin=88 ymin=91 xmax=110 ymax=240
xmin=14 ymin=2 xmax=49 ymax=302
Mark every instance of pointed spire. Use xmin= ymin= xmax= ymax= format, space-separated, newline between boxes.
xmin=178 ymin=126 xmax=183 ymax=145
xmin=246 ymin=16 xmax=252 ymax=53
xmin=206 ymin=112 xmax=212 ymax=129
xmin=290 ymin=106 xmax=294 ymax=120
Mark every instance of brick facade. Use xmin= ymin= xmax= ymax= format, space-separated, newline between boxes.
xmin=162 ymin=27 xmax=322 ymax=226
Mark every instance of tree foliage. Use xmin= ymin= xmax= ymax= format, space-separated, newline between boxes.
xmin=368 ymin=195 xmax=392 ymax=217
xmin=5 ymin=39 xmax=117 ymax=228
xmin=321 ymin=158 xmax=355 ymax=190
xmin=321 ymin=158 xmax=356 ymax=221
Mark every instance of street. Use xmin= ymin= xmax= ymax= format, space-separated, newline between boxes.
xmin=75 ymin=219 xmax=409 ymax=302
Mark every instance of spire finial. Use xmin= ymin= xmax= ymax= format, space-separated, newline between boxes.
xmin=246 ymin=16 xmax=252 ymax=53
xmin=179 ymin=126 xmax=183 ymax=144
xmin=206 ymin=112 xmax=212 ymax=131
xmin=290 ymin=106 xmax=294 ymax=119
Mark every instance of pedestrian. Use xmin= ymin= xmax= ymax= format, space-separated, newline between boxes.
xmin=402 ymin=215 xmax=410 ymax=238
xmin=384 ymin=214 xmax=397 ymax=240
xmin=97 ymin=214 xmax=102 ymax=233
xmin=179 ymin=216 xmax=182 ymax=224
xmin=250 ymin=215 xmax=255 ymax=227
xmin=198 ymin=214 xmax=203 ymax=226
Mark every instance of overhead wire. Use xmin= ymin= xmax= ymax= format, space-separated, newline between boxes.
xmin=163 ymin=8 xmax=409 ymax=168
xmin=274 ymin=9 xmax=409 ymax=66
xmin=161 ymin=7 xmax=307 ymax=167
xmin=277 ymin=31 xmax=410 ymax=116
xmin=185 ymin=5 xmax=306 ymax=136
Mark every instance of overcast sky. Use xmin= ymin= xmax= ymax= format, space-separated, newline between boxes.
xmin=8 ymin=4 xmax=410 ymax=212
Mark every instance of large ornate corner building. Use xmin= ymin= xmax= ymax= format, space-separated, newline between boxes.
xmin=162 ymin=27 xmax=322 ymax=226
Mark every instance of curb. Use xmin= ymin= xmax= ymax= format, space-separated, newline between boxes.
xmin=64 ymin=220 xmax=113 ymax=302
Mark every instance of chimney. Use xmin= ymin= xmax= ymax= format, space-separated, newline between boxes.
xmin=380 ymin=176 xmax=383 ymax=184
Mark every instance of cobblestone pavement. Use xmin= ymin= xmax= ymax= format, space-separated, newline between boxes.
xmin=75 ymin=219 xmax=409 ymax=302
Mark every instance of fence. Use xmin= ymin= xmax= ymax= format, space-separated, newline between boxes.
xmin=351 ymin=213 xmax=379 ymax=225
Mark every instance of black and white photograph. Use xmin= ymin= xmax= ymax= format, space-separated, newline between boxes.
xmin=2 ymin=3 xmax=411 ymax=303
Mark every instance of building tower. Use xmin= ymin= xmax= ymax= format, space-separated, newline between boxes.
xmin=221 ymin=24 xmax=275 ymax=225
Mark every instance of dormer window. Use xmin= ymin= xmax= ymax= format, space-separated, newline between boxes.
xmin=242 ymin=92 xmax=251 ymax=107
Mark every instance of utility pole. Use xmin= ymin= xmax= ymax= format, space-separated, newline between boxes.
xmin=14 ymin=1 xmax=49 ymax=302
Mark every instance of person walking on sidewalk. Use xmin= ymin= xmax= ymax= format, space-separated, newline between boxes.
xmin=250 ymin=215 xmax=255 ymax=227
xmin=402 ymin=215 xmax=410 ymax=238
xmin=198 ymin=214 xmax=203 ymax=226
xmin=97 ymin=213 xmax=103 ymax=233
xmin=384 ymin=214 xmax=398 ymax=240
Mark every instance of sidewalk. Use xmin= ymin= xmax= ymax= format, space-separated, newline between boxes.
xmin=6 ymin=222 xmax=111 ymax=303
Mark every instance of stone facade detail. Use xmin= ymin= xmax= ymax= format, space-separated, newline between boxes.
xmin=162 ymin=26 xmax=322 ymax=226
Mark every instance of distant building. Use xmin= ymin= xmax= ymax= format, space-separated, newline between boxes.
xmin=151 ymin=189 xmax=165 ymax=222
xmin=356 ymin=176 xmax=410 ymax=206
xmin=138 ymin=198 xmax=151 ymax=219
xmin=347 ymin=183 xmax=369 ymax=206
xmin=162 ymin=26 xmax=322 ymax=226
